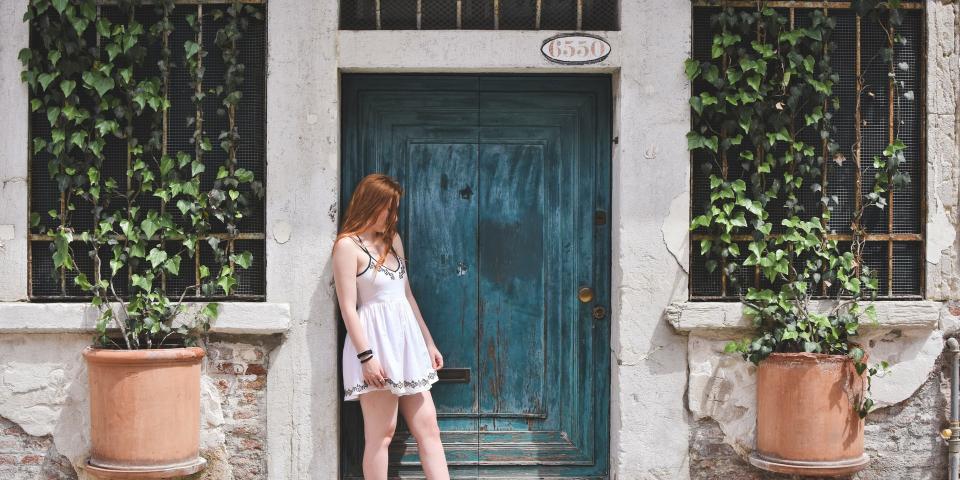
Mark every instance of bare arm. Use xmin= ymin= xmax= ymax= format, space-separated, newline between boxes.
xmin=332 ymin=238 xmax=370 ymax=353
xmin=393 ymin=234 xmax=438 ymax=350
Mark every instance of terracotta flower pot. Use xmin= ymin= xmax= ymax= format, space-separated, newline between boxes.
xmin=749 ymin=352 xmax=870 ymax=477
xmin=82 ymin=346 xmax=207 ymax=479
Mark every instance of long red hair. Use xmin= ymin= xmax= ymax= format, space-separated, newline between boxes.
xmin=337 ymin=173 xmax=404 ymax=267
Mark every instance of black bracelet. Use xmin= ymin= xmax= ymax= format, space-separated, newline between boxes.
xmin=359 ymin=354 xmax=374 ymax=364
xmin=356 ymin=349 xmax=373 ymax=359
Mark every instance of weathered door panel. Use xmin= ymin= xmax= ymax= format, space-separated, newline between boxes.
xmin=340 ymin=75 xmax=610 ymax=479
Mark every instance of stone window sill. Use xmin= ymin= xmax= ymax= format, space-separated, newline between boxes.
xmin=0 ymin=302 xmax=290 ymax=335
xmin=667 ymin=300 xmax=946 ymax=334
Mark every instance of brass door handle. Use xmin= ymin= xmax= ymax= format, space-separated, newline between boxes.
xmin=578 ymin=286 xmax=594 ymax=303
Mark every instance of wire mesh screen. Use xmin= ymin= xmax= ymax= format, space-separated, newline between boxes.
xmin=340 ymin=0 xmax=619 ymax=30
xmin=689 ymin=3 xmax=924 ymax=300
xmin=29 ymin=3 xmax=267 ymax=301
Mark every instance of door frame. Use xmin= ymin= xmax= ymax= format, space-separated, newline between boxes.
xmin=337 ymin=73 xmax=613 ymax=479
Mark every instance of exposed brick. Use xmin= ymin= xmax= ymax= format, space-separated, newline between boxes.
xmin=230 ymin=425 xmax=259 ymax=437
xmin=233 ymin=409 xmax=256 ymax=420
xmin=0 ymin=415 xmax=76 ymax=480
xmin=238 ymin=376 xmax=266 ymax=390
xmin=240 ymin=438 xmax=263 ymax=451
xmin=0 ymin=439 xmax=19 ymax=452
xmin=237 ymin=392 xmax=259 ymax=405
xmin=215 ymin=361 xmax=247 ymax=375
xmin=206 ymin=338 xmax=272 ymax=480
xmin=215 ymin=378 xmax=231 ymax=396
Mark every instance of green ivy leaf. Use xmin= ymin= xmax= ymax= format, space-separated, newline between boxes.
xmin=52 ymin=0 xmax=68 ymax=14
xmin=850 ymin=347 xmax=865 ymax=362
xmin=70 ymin=16 xmax=89 ymax=35
xmin=105 ymin=44 xmax=121 ymax=62
xmin=46 ymin=106 xmax=61 ymax=127
xmin=231 ymin=251 xmax=253 ymax=269
xmin=146 ymin=247 xmax=168 ymax=269
xmin=689 ymin=96 xmax=703 ymax=115
xmin=234 ymin=168 xmax=255 ymax=183
xmin=18 ymin=48 xmax=33 ymax=65
xmin=191 ymin=161 xmax=205 ymax=177
xmin=140 ymin=217 xmax=160 ymax=239
xmin=164 ymin=255 xmax=182 ymax=276
xmin=52 ymin=232 xmax=73 ymax=270
xmin=70 ymin=131 xmax=86 ymax=148
xmin=109 ymin=258 xmax=124 ymax=276
xmin=32 ymin=137 xmax=47 ymax=154
xmin=184 ymin=40 xmax=200 ymax=59
xmin=159 ymin=155 xmax=174 ymax=176
xmin=684 ymin=59 xmax=701 ymax=80
xmin=119 ymin=219 xmax=133 ymax=237
xmin=174 ymin=199 xmax=191 ymax=216
xmin=131 ymin=273 xmax=153 ymax=292
xmin=177 ymin=152 xmax=192 ymax=168
xmin=38 ymin=72 xmax=59 ymax=92
xmin=202 ymin=302 xmax=219 ymax=319
xmin=81 ymin=70 xmax=115 ymax=98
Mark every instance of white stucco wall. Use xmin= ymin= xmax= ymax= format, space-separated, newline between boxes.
xmin=0 ymin=1 xmax=957 ymax=479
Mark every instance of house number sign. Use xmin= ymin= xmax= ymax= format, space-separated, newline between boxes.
xmin=541 ymin=33 xmax=611 ymax=65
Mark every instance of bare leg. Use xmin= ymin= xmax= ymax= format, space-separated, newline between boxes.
xmin=359 ymin=390 xmax=399 ymax=480
xmin=398 ymin=391 xmax=449 ymax=480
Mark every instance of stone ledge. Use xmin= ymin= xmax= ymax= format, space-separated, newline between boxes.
xmin=667 ymin=300 xmax=945 ymax=333
xmin=0 ymin=302 xmax=291 ymax=335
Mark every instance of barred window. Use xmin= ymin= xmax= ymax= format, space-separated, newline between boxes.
xmin=689 ymin=1 xmax=925 ymax=300
xmin=28 ymin=2 xmax=267 ymax=301
xmin=340 ymin=0 xmax=619 ymax=30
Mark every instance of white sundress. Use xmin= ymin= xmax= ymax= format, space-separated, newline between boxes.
xmin=341 ymin=237 xmax=439 ymax=401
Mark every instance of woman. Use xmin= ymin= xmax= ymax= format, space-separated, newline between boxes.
xmin=333 ymin=173 xmax=450 ymax=479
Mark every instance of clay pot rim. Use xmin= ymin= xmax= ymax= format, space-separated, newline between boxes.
xmin=82 ymin=346 xmax=205 ymax=365
xmin=763 ymin=352 xmax=854 ymax=364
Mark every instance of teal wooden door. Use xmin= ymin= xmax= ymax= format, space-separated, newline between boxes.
xmin=339 ymin=75 xmax=611 ymax=479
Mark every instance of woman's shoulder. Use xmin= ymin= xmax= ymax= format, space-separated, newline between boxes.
xmin=333 ymin=235 xmax=361 ymax=255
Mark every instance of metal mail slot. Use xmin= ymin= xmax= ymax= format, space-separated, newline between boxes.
xmin=436 ymin=368 xmax=470 ymax=384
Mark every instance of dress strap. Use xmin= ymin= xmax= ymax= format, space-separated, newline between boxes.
xmin=351 ymin=235 xmax=374 ymax=259
xmin=353 ymin=235 xmax=404 ymax=274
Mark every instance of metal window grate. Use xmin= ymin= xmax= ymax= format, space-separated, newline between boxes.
xmin=28 ymin=2 xmax=267 ymax=301
xmin=340 ymin=0 xmax=619 ymax=30
xmin=689 ymin=2 xmax=925 ymax=300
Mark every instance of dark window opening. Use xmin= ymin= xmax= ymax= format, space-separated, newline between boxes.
xmin=28 ymin=2 xmax=267 ymax=301
xmin=340 ymin=0 xmax=619 ymax=30
xmin=689 ymin=2 xmax=925 ymax=300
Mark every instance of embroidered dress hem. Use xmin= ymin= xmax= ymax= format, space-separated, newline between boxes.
xmin=342 ymin=369 xmax=439 ymax=401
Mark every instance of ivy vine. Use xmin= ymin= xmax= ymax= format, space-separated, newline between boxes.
xmin=20 ymin=0 xmax=265 ymax=350
xmin=686 ymin=1 xmax=911 ymax=417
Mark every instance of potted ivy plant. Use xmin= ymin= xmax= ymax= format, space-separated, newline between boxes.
xmin=19 ymin=0 xmax=263 ymax=476
xmin=685 ymin=1 xmax=907 ymax=476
